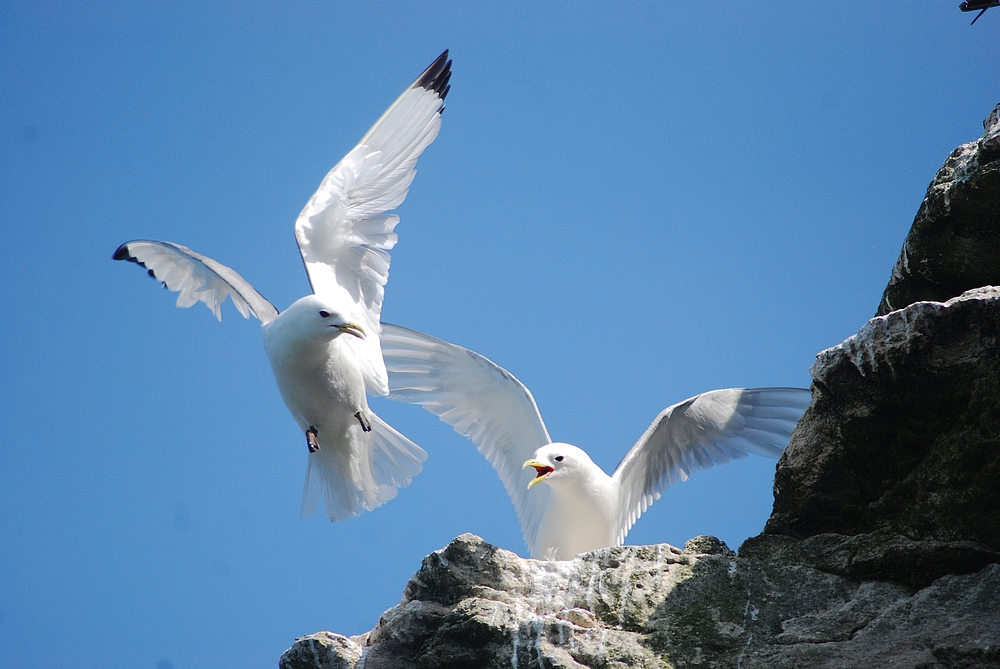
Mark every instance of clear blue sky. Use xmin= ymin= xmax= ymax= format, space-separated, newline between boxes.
xmin=1 ymin=2 xmax=996 ymax=668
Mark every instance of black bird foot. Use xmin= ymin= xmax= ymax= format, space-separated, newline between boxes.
xmin=306 ymin=427 xmax=320 ymax=453
xmin=354 ymin=411 xmax=372 ymax=433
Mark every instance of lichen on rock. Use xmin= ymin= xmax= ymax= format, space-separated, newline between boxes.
xmin=280 ymin=534 xmax=1000 ymax=669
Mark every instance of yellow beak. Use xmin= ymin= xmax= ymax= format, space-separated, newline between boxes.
xmin=336 ymin=321 xmax=366 ymax=339
xmin=523 ymin=458 xmax=553 ymax=489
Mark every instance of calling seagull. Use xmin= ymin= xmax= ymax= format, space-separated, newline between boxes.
xmin=114 ymin=51 xmax=452 ymax=522
xmin=381 ymin=324 xmax=810 ymax=561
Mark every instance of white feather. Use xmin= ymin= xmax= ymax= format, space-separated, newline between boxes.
xmin=381 ymin=324 xmax=554 ymax=554
xmin=116 ymin=52 xmax=451 ymax=522
xmin=382 ymin=324 xmax=811 ymax=559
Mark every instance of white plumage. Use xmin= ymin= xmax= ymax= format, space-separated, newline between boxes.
xmin=380 ymin=324 xmax=811 ymax=560
xmin=114 ymin=51 xmax=452 ymax=521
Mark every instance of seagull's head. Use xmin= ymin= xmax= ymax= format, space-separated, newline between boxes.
xmin=523 ymin=443 xmax=592 ymax=489
xmin=282 ymin=295 xmax=366 ymax=341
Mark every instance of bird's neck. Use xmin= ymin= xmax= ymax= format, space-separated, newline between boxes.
xmin=263 ymin=320 xmax=339 ymax=370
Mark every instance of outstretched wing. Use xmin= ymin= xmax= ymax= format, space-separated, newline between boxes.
xmin=612 ymin=387 xmax=811 ymax=545
xmin=295 ymin=51 xmax=452 ymax=396
xmin=114 ymin=240 xmax=278 ymax=325
xmin=380 ymin=324 xmax=554 ymax=554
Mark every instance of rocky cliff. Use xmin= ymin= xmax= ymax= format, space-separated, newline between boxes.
xmin=878 ymin=104 xmax=1000 ymax=316
xmin=280 ymin=104 xmax=1000 ymax=669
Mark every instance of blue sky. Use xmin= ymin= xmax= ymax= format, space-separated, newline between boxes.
xmin=1 ymin=2 xmax=997 ymax=668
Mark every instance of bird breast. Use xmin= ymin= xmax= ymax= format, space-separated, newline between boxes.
xmin=535 ymin=474 xmax=620 ymax=560
xmin=263 ymin=324 xmax=366 ymax=431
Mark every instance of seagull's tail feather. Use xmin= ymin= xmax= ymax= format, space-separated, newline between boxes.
xmin=301 ymin=446 xmax=363 ymax=523
xmin=299 ymin=414 xmax=427 ymax=522
xmin=367 ymin=414 xmax=427 ymax=505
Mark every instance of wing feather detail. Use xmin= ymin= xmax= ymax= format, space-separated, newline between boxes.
xmin=113 ymin=240 xmax=278 ymax=325
xmin=380 ymin=324 xmax=554 ymax=555
xmin=611 ymin=387 xmax=811 ymax=545
xmin=295 ymin=51 xmax=451 ymax=396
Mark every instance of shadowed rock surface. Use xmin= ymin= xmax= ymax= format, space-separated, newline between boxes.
xmin=766 ymin=287 xmax=1000 ymax=558
xmin=877 ymin=103 xmax=1000 ymax=316
xmin=281 ymin=105 xmax=1000 ymax=668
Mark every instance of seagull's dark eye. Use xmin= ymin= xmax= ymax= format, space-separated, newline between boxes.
xmin=319 ymin=310 xmax=331 ymax=318
xmin=554 ymin=456 xmax=564 ymax=462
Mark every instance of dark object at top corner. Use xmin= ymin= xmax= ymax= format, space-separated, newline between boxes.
xmin=959 ymin=0 xmax=998 ymax=24
xmin=414 ymin=50 xmax=452 ymax=101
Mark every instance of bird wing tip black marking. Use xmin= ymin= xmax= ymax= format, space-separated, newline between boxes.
xmin=113 ymin=242 xmax=156 ymax=281
xmin=112 ymin=243 xmax=134 ymax=261
xmin=414 ymin=49 xmax=452 ymax=100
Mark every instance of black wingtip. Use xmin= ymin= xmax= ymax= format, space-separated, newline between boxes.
xmin=414 ymin=49 xmax=452 ymax=100
xmin=112 ymin=243 xmax=133 ymax=261
xmin=113 ymin=242 xmax=154 ymax=280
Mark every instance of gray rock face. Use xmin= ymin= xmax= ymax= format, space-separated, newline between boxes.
xmin=280 ymin=534 xmax=1000 ymax=669
xmin=877 ymin=104 xmax=1000 ymax=316
xmin=767 ymin=287 xmax=1000 ymax=558
xmin=281 ymin=105 xmax=1000 ymax=669
xmin=280 ymin=631 xmax=363 ymax=669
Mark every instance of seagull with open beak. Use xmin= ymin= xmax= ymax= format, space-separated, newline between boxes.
xmin=381 ymin=323 xmax=810 ymax=560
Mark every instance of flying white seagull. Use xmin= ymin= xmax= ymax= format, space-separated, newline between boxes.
xmin=380 ymin=324 xmax=811 ymax=560
xmin=114 ymin=51 xmax=452 ymax=522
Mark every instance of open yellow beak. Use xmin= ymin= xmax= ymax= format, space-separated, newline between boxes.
xmin=336 ymin=322 xmax=366 ymax=340
xmin=524 ymin=459 xmax=554 ymax=489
